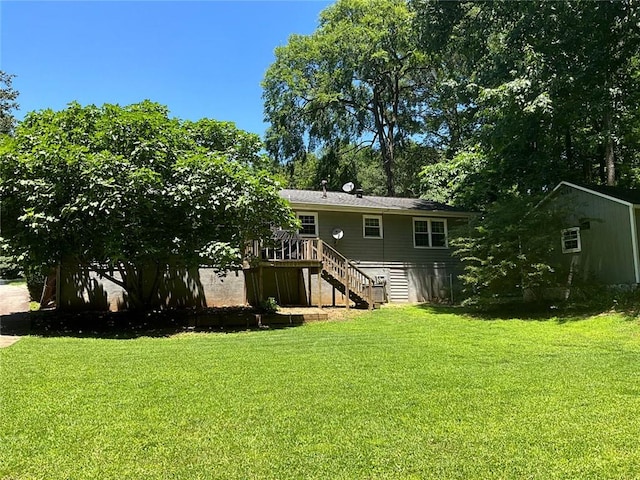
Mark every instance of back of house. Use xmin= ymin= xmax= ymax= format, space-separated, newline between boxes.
xmin=276 ymin=188 xmax=471 ymax=304
xmin=54 ymin=187 xmax=471 ymax=310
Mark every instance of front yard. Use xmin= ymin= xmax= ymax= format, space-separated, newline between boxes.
xmin=2 ymin=305 xmax=640 ymax=479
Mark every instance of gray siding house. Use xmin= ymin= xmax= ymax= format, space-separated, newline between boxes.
xmin=545 ymin=181 xmax=640 ymax=285
xmin=256 ymin=188 xmax=471 ymax=305
xmin=54 ymin=188 xmax=470 ymax=310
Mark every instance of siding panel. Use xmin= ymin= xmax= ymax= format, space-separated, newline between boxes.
xmin=552 ymin=186 xmax=635 ymax=284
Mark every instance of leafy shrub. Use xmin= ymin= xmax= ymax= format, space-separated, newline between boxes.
xmin=260 ymin=296 xmax=279 ymax=314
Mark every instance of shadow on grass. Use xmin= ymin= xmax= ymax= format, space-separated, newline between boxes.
xmin=414 ymin=302 xmax=637 ymax=323
xmin=0 ymin=307 xmax=305 ymax=339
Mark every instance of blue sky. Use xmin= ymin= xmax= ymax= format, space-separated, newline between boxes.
xmin=1 ymin=1 xmax=331 ymax=137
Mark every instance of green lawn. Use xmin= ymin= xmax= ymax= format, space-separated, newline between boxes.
xmin=2 ymin=306 xmax=640 ymax=479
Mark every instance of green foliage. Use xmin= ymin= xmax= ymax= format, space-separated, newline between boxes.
xmin=0 ymin=255 xmax=20 ymax=279
xmin=24 ymin=265 xmax=45 ymax=302
xmin=0 ymin=71 xmax=19 ymax=135
xmin=286 ymin=140 xmax=433 ymax=198
xmin=451 ymin=193 xmax=567 ymax=301
xmin=0 ymin=101 xmax=296 ymax=310
xmin=420 ymin=146 xmax=491 ymax=208
xmin=263 ymin=0 xmax=433 ymax=195
xmin=2 ymin=307 xmax=640 ymax=478
xmin=259 ymin=296 xmax=279 ymax=314
xmin=413 ymin=0 xmax=640 ymax=207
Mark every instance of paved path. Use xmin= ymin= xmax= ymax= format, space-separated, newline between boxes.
xmin=0 ymin=284 xmax=30 ymax=315
xmin=0 ymin=283 xmax=30 ymax=347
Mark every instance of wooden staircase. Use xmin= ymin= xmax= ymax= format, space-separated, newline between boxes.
xmin=315 ymin=240 xmax=375 ymax=309
xmin=247 ymin=238 xmax=377 ymax=309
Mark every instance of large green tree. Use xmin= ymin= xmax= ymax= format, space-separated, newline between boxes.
xmin=0 ymin=101 xmax=295 ymax=310
xmin=263 ymin=0 xmax=433 ymax=196
xmin=415 ymin=0 xmax=640 ymax=208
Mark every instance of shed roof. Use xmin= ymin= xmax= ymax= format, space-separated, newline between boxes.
xmin=554 ymin=181 xmax=640 ymax=206
xmin=280 ymin=189 xmax=468 ymax=215
xmin=582 ymin=184 xmax=640 ymax=205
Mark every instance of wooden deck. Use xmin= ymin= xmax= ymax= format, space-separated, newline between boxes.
xmin=246 ymin=238 xmax=376 ymax=309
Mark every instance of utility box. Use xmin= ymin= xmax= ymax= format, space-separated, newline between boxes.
xmin=371 ymin=284 xmax=387 ymax=303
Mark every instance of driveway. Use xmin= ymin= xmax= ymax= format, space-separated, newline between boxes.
xmin=0 ymin=283 xmax=30 ymax=346
xmin=0 ymin=283 xmax=30 ymax=315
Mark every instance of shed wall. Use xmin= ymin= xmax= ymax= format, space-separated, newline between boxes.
xmin=552 ymin=186 xmax=636 ymax=284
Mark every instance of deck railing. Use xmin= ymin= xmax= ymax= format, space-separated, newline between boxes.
xmin=247 ymin=238 xmax=375 ymax=308
xmin=246 ymin=238 xmax=319 ymax=261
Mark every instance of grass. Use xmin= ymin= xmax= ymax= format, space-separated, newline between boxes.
xmin=2 ymin=305 xmax=640 ymax=479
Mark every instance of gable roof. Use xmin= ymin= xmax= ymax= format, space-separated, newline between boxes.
xmin=280 ymin=189 xmax=470 ymax=217
xmin=551 ymin=181 xmax=640 ymax=207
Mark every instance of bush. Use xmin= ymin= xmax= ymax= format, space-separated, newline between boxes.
xmin=260 ymin=297 xmax=279 ymax=314
xmin=25 ymin=267 xmax=46 ymax=302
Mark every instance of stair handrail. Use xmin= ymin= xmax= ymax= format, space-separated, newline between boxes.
xmin=319 ymin=241 xmax=375 ymax=308
xmin=245 ymin=238 xmax=376 ymax=308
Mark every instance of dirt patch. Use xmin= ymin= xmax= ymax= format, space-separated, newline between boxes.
xmin=278 ymin=306 xmax=370 ymax=322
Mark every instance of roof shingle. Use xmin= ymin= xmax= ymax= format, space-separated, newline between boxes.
xmin=280 ymin=189 xmax=465 ymax=213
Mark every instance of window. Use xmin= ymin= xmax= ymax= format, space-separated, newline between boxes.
xmin=363 ymin=215 xmax=383 ymax=238
xmin=414 ymin=219 xmax=430 ymax=247
xmin=431 ymin=220 xmax=447 ymax=247
xmin=297 ymin=212 xmax=318 ymax=237
xmin=561 ymin=227 xmax=581 ymax=253
xmin=413 ymin=218 xmax=448 ymax=248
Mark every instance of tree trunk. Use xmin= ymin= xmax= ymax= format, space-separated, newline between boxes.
xmin=381 ymin=140 xmax=395 ymax=196
xmin=372 ymin=89 xmax=396 ymax=196
xmin=605 ymin=135 xmax=615 ymax=186
xmin=604 ymin=111 xmax=616 ymax=186
xmin=100 ymin=261 xmax=163 ymax=311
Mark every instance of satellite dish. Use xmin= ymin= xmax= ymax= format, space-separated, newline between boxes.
xmin=332 ymin=228 xmax=344 ymax=240
xmin=342 ymin=182 xmax=355 ymax=193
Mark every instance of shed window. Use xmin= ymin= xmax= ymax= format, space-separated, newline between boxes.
xmin=363 ymin=215 xmax=383 ymax=238
xmin=561 ymin=227 xmax=581 ymax=253
xmin=298 ymin=212 xmax=318 ymax=237
xmin=413 ymin=218 xmax=448 ymax=248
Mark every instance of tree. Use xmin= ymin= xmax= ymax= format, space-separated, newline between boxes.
xmin=414 ymin=0 xmax=640 ymax=208
xmin=451 ymin=193 xmax=568 ymax=303
xmin=0 ymin=71 xmax=19 ymax=135
xmin=263 ymin=0 xmax=434 ymax=196
xmin=0 ymin=101 xmax=296 ymax=310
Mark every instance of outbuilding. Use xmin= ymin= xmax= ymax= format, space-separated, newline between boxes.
xmin=543 ymin=181 xmax=640 ymax=286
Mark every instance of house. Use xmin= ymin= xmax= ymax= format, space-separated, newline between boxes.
xmin=53 ymin=188 xmax=471 ymax=310
xmin=243 ymin=188 xmax=471 ymax=308
xmin=543 ymin=181 xmax=640 ymax=286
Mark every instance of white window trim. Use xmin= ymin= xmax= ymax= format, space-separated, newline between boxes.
xmin=297 ymin=211 xmax=318 ymax=238
xmin=561 ymin=227 xmax=581 ymax=254
xmin=413 ymin=217 xmax=448 ymax=249
xmin=362 ymin=214 xmax=383 ymax=239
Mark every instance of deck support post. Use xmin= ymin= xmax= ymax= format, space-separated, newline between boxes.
xmin=317 ymin=267 xmax=322 ymax=309
xmin=258 ymin=265 xmax=264 ymax=305
xmin=307 ymin=268 xmax=312 ymax=306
